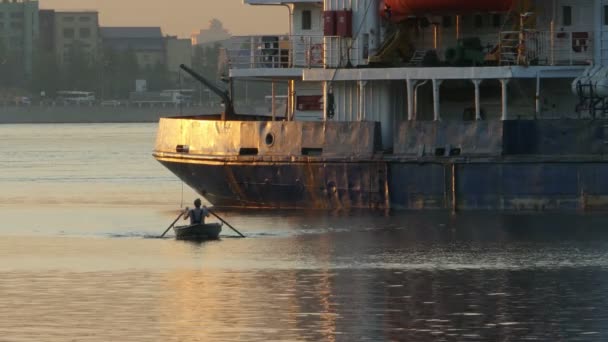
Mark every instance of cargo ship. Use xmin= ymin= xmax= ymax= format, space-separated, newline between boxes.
xmin=154 ymin=0 xmax=608 ymax=211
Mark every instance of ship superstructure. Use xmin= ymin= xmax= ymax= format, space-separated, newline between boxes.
xmin=154 ymin=0 xmax=608 ymax=210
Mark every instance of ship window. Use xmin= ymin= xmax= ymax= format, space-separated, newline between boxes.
xmin=562 ymin=6 xmax=572 ymax=26
xmin=492 ymin=14 xmax=502 ymax=27
xmin=604 ymin=6 xmax=608 ymax=25
xmin=302 ymin=10 xmax=312 ymax=30
xmin=474 ymin=15 xmax=484 ymax=28
xmin=461 ymin=15 xmax=472 ymax=28
xmin=442 ymin=16 xmax=452 ymax=28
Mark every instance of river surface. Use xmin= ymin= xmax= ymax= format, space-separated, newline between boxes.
xmin=1 ymin=123 xmax=608 ymax=341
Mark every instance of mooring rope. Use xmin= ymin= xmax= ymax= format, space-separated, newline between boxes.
xmin=180 ymin=181 xmax=184 ymax=209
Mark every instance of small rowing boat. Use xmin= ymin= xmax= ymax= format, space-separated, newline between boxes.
xmin=173 ymin=223 xmax=223 ymax=240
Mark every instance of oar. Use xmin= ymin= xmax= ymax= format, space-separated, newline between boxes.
xmin=208 ymin=209 xmax=245 ymax=238
xmin=159 ymin=211 xmax=184 ymax=238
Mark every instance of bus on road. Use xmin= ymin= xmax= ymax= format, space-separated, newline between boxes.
xmin=57 ymin=91 xmax=96 ymax=105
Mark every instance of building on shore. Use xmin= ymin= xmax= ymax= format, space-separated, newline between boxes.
xmin=165 ymin=35 xmax=192 ymax=79
xmin=191 ymin=19 xmax=230 ymax=46
xmin=52 ymin=10 xmax=100 ymax=65
xmin=100 ymin=27 xmax=165 ymax=68
xmin=38 ymin=9 xmax=54 ymax=54
xmin=0 ymin=0 xmax=39 ymax=78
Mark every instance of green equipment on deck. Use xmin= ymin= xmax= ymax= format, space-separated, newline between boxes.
xmin=445 ymin=37 xmax=485 ymax=66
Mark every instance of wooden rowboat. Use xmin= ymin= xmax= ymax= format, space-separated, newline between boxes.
xmin=173 ymin=223 xmax=223 ymax=240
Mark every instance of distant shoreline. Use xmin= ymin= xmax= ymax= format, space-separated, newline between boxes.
xmin=0 ymin=105 xmax=220 ymax=124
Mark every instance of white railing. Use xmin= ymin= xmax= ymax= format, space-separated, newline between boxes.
xmin=323 ymin=36 xmax=362 ymax=69
xmin=225 ymin=35 xmax=362 ymax=69
xmin=500 ymin=30 xmax=594 ymax=66
xmin=226 ymin=31 xmax=594 ymax=69
xmin=225 ymin=35 xmax=327 ymax=69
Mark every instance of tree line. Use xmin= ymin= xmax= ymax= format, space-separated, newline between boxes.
xmin=0 ymin=40 xmax=226 ymax=102
xmin=0 ymin=38 xmax=276 ymax=108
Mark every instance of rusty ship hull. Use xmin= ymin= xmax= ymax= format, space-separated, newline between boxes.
xmin=154 ymin=117 xmax=608 ymax=211
xmin=157 ymin=159 xmax=389 ymax=209
xmin=156 ymin=158 xmax=608 ymax=211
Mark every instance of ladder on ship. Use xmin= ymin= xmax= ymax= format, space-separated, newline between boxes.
xmin=499 ymin=32 xmax=519 ymax=65
xmin=368 ymin=22 xmax=413 ymax=66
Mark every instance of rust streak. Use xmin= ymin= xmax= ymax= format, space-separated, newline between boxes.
xmin=223 ymin=163 xmax=248 ymax=206
xmin=452 ymin=163 xmax=457 ymax=214
xmin=305 ymin=161 xmax=326 ymax=209
xmin=383 ymin=163 xmax=391 ymax=210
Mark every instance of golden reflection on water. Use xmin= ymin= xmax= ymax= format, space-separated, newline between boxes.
xmin=158 ymin=269 xmax=346 ymax=341
xmin=316 ymin=235 xmax=338 ymax=342
xmin=157 ymin=234 xmax=340 ymax=341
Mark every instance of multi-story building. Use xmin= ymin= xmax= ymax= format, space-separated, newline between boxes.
xmin=0 ymin=0 xmax=39 ymax=77
xmin=38 ymin=9 xmax=54 ymax=54
xmin=100 ymin=27 xmax=165 ymax=69
xmin=53 ymin=11 xmax=100 ymax=65
xmin=191 ymin=19 xmax=230 ymax=46
xmin=165 ymin=35 xmax=192 ymax=76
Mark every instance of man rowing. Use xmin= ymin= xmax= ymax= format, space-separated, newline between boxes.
xmin=183 ymin=198 xmax=210 ymax=225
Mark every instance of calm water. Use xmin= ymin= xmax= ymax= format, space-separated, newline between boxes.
xmin=1 ymin=123 xmax=608 ymax=341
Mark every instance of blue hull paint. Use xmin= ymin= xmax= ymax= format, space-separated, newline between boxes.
xmin=390 ymin=162 xmax=608 ymax=211
xmin=159 ymin=159 xmax=608 ymax=211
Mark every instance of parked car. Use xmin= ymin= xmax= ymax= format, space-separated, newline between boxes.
xmin=100 ymin=100 xmax=123 ymax=107
xmin=15 ymin=96 xmax=31 ymax=105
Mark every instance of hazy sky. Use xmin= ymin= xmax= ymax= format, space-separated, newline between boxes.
xmin=41 ymin=0 xmax=288 ymax=37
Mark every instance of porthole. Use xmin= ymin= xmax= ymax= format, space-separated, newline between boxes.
xmin=265 ymin=133 xmax=275 ymax=146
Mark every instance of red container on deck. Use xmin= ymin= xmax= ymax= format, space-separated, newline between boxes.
xmin=336 ymin=10 xmax=353 ymax=38
xmin=383 ymin=0 xmax=514 ymax=22
xmin=323 ymin=11 xmax=337 ymax=36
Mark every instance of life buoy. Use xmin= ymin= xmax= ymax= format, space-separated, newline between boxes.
xmin=309 ymin=44 xmax=324 ymax=65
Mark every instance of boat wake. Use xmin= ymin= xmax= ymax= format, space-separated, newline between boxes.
xmin=106 ymin=232 xmax=163 ymax=239
xmin=105 ymin=232 xmax=278 ymax=239
xmin=104 ymin=228 xmax=342 ymax=240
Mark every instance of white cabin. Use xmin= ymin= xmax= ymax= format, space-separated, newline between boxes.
xmin=227 ymin=0 xmax=608 ymax=149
